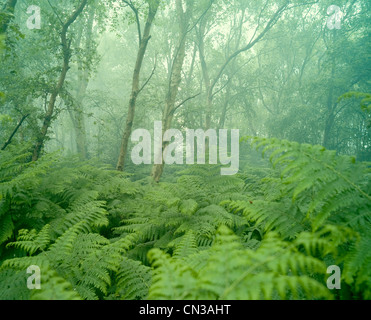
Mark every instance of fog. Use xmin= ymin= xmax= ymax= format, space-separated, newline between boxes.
xmin=0 ymin=0 xmax=370 ymax=301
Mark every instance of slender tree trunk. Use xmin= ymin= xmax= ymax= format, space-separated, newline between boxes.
xmin=150 ymin=0 xmax=193 ymax=182
xmin=32 ymin=0 xmax=88 ymax=161
xmin=196 ymin=22 xmax=212 ymax=129
xmin=73 ymin=5 xmax=95 ymax=160
xmin=218 ymin=83 xmax=231 ymax=129
xmin=1 ymin=113 xmax=29 ymax=150
xmin=116 ymin=0 xmax=160 ymax=171
xmin=32 ymin=57 xmax=70 ymax=161
xmin=68 ymin=102 xmax=88 ymax=159
xmin=323 ymin=107 xmax=336 ymax=148
xmin=323 ymin=45 xmax=336 ymax=149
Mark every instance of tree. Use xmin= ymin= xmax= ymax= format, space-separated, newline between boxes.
xmin=116 ymin=0 xmax=160 ymax=171
xmin=196 ymin=0 xmax=291 ymax=131
xmin=150 ymin=0 xmax=195 ymax=182
xmin=32 ymin=0 xmax=89 ymax=161
xmin=65 ymin=3 xmax=100 ymax=160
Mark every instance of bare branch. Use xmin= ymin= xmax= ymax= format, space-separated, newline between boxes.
xmin=123 ymin=0 xmax=142 ymax=45
xmin=1 ymin=114 xmax=30 ymax=151
xmin=138 ymin=56 xmax=157 ymax=94
xmin=171 ymin=92 xmax=201 ymax=115
xmin=47 ymin=0 xmax=64 ymax=26
xmin=210 ymin=2 xmax=289 ymax=95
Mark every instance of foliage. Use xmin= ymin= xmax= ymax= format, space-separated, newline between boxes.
xmin=148 ymin=227 xmax=333 ymax=300
xmin=339 ymin=92 xmax=371 ymax=128
xmin=1 ymin=136 xmax=370 ymax=300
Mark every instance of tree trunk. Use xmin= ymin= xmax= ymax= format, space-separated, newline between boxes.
xmin=323 ymin=45 xmax=336 ymax=149
xmin=73 ymin=5 xmax=95 ymax=160
xmin=116 ymin=0 xmax=160 ymax=171
xmin=218 ymin=83 xmax=231 ymax=130
xmin=32 ymin=0 xmax=88 ymax=161
xmin=196 ymin=21 xmax=212 ymax=129
xmin=151 ymin=0 xmax=193 ymax=182
xmin=32 ymin=58 xmax=70 ymax=161
xmin=1 ymin=113 xmax=29 ymax=150
xmin=323 ymin=109 xmax=336 ymax=149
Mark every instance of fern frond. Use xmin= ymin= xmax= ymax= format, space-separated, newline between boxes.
xmin=7 ymin=224 xmax=51 ymax=255
xmin=0 ymin=212 xmax=14 ymax=246
xmin=52 ymin=198 xmax=109 ymax=235
xmin=0 ymin=269 xmax=31 ymax=300
xmin=148 ymin=248 xmax=198 ymax=300
xmin=243 ymin=137 xmax=371 ymax=230
xmin=30 ymin=268 xmax=81 ymax=300
xmin=48 ymin=221 xmax=87 ymax=259
xmin=76 ymin=234 xmax=137 ymax=298
xmin=115 ymin=257 xmax=152 ymax=300
xmin=148 ymin=226 xmax=332 ymax=300
xmin=223 ymin=199 xmax=305 ymax=239
xmin=172 ymin=231 xmax=198 ymax=259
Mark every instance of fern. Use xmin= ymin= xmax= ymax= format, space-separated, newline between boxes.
xmin=0 ymin=269 xmax=31 ymax=300
xmin=1 ymin=138 xmax=370 ymax=300
xmin=343 ymin=225 xmax=371 ymax=299
xmin=172 ymin=231 xmax=198 ymax=259
xmin=114 ymin=257 xmax=152 ymax=300
xmin=114 ymin=172 xmax=248 ymax=262
xmin=6 ymin=224 xmax=51 ymax=255
xmin=0 ymin=211 xmax=14 ymax=246
xmin=222 ymin=199 xmax=306 ymax=239
xmin=241 ymin=137 xmax=371 ymax=231
xmin=148 ymin=248 xmax=198 ymax=300
xmin=1 ymin=214 xmax=137 ymax=300
xmin=30 ymin=267 xmax=81 ymax=300
xmin=148 ymin=226 xmax=334 ymax=300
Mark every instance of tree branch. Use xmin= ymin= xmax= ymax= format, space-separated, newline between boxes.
xmin=138 ymin=55 xmax=157 ymax=94
xmin=47 ymin=0 xmax=64 ymax=26
xmin=209 ymin=2 xmax=289 ymax=96
xmin=171 ymin=92 xmax=201 ymax=115
xmin=1 ymin=114 xmax=30 ymax=151
xmin=123 ymin=0 xmax=142 ymax=45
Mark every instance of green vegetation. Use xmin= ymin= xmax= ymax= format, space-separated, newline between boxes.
xmin=0 ymin=0 xmax=370 ymax=300
xmin=0 ymin=138 xmax=370 ymax=300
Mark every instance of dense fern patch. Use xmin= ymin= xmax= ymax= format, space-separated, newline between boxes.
xmin=0 ymin=138 xmax=370 ymax=300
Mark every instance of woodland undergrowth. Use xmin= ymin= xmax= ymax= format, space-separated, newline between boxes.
xmin=0 ymin=137 xmax=370 ymax=300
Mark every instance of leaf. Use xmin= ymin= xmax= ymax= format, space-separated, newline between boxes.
xmin=179 ymin=199 xmax=198 ymax=215
xmin=0 ymin=213 xmax=14 ymax=245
